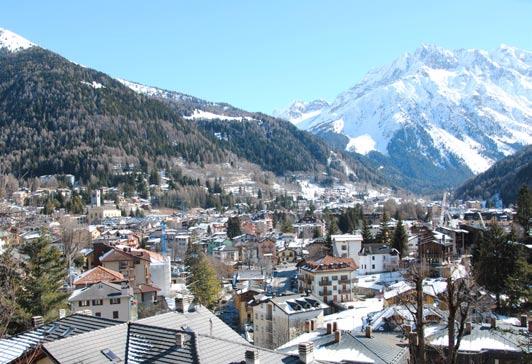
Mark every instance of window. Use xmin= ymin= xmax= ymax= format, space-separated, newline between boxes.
xmin=372 ymin=256 xmax=375 ymax=261
xmin=332 ymin=276 xmax=338 ymax=280
xmin=119 ymin=261 xmax=127 ymax=271
xmin=95 ymin=312 xmax=101 ymax=317
xmin=113 ymin=311 xmax=119 ymax=319
xmin=79 ymin=300 xmax=90 ymax=307
xmin=372 ymin=264 xmax=375 ymax=270
xmin=341 ymin=245 xmax=347 ymax=251
xmin=110 ymin=298 xmax=121 ymax=305
xmin=92 ymin=299 xmax=103 ymax=306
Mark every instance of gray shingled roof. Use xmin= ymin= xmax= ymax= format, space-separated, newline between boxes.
xmin=126 ymin=323 xmax=198 ymax=363
xmin=43 ymin=323 xmax=128 ymax=363
xmin=0 ymin=314 xmax=122 ymax=364
xmin=277 ymin=329 xmax=408 ymax=364
xmin=43 ymin=310 xmax=300 ymax=363
xmin=138 ymin=306 xmax=249 ymax=344
xmin=196 ymin=334 xmax=298 ymax=363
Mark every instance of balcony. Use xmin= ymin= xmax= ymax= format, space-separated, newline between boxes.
xmin=318 ymin=280 xmax=332 ymax=286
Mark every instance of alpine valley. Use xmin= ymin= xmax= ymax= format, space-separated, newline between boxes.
xmin=276 ymin=44 xmax=532 ymax=193
xmin=0 ymin=28 xmax=387 ymax=201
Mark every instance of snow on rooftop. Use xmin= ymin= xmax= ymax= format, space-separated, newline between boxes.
xmin=0 ymin=28 xmax=35 ymax=52
xmin=324 ymin=298 xmax=384 ymax=332
xmin=430 ymin=332 xmax=520 ymax=352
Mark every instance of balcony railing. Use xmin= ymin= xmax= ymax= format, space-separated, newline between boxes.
xmin=318 ymin=280 xmax=332 ymax=286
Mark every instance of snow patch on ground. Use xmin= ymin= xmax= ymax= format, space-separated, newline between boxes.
xmin=81 ymin=81 xmax=105 ymax=89
xmin=183 ymin=109 xmax=253 ymax=121
xmin=331 ymin=118 xmax=344 ymax=133
xmin=346 ymin=134 xmax=377 ymax=155
xmin=428 ymin=126 xmax=493 ymax=173
xmin=298 ymin=181 xmax=325 ymax=200
xmin=0 ymin=28 xmax=35 ymax=52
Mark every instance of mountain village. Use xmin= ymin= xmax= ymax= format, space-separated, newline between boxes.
xmin=0 ymin=8 xmax=531 ymax=364
xmin=0 ymin=171 xmax=530 ymax=363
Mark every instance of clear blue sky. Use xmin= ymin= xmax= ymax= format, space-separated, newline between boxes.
xmin=2 ymin=0 xmax=531 ymax=113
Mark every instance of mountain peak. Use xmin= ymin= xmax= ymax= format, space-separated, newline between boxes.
xmin=293 ymin=44 xmax=531 ymax=190
xmin=273 ymin=99 xmax=329 ymax=125
xmin=0 ymin=28 xmax=35 ymax=52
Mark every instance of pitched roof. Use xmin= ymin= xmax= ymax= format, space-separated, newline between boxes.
xmin=0 ymin=314 xmax=122 ymax=364
xmin=69 ymin=281 xmax=131 ymax=302
xmin=73 ymin=266 xmax=124 ymax=286
xmin=138 ymin=307 xmax=248 ymax=344
xmin=134 ymin=283 xmax=161 ymax=294
xmin=269 ymin=294 xmax=329 ymax=315
xmin=100 ymin=247 xmax=150 ymax=262
xmin=301 ymin=255 xmax=358 ymax=272
xmin=126 ymin=323 xmax=198 ymax=363
xmin=42 ymin=307 xmax=300 ymax=363
xmin=277 ymin=328 xmax=408 ymax=364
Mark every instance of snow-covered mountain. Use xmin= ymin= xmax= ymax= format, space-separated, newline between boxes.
xmin=0 ymin=28 xmax=35 ymax=52
xmin=292 ymin=44 xmax=532 ymax=189
xmin=273 ymin=99 xmax=329 ymax=125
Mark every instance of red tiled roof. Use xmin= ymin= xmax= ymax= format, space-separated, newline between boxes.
xmin=302 ymin=255 xmax=358 ymax=272
xmin=134 ymin=283 xmax=161 ymax=293
xmin=74 ymin=266 xmax=124 ymax=286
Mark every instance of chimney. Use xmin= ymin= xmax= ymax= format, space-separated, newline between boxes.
xmin=245 ymin=350 xmax=260 ymax=364
xmin=32 ymin=316 xmax=44 ymax=328
xmin=490 ymin=317 xmax=496 ymax=329
xmin=332 ymin=322 xmax=338 ymax=332
xmin=520 ymin=315 xmax=527 ymax=327
xmin=465 ymin=322 xmax=472 ymax=335
xmin=304 ymin=320 xmax=310 ymax=333
xmin=176 ymin=333 xmax=185 ymax=348
xmin=176 ymin=295 xmax=193 ymax=313
xmin=310 ymin=319 xmax=315 ymax=331
xmin=365 ymin=325 xmax=372 ymax=338
xmin=334 ymin=330 xmax=342 ymax=343
xmin=326 ymin=322 xmax=332 ymax=334
xmin=59 ymin=309 xmax=66 ymax=319
xmin=298 ymin=342 xmax=314 ymax=364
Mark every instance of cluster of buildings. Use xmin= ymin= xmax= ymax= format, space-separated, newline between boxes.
xmin=0 ymin=178 xmax=530 ymax=363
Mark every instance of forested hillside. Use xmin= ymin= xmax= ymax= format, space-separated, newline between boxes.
xmin=454 ymin=145 xmax=532 ymax=205
xmin=0 ymin=46 xmax=383 ymax=187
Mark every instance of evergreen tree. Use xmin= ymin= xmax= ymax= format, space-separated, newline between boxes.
xmin=516 ymin=185 xmax=531 ymax=234
xmin=312 ymin=226 xmax=322 ymax=239
xmin=325 ymin=217 xmax=339 ymax=252
xmin=68 ymin=195 xmax=85 ymax=214
xmin=188 ymin=253 xmax=220 ymax=309
xmin=392 ymin=218 xmax=408 ymax=257
xmin=361 ymin=218 xmax=373 ymax=244
xmin=18 ymin=237 xmax=69 ymax=323
xmin=226 ymin=216 xmax=242 ymax=238
xmin=472 ymin=224 xmax=519 ymax=309
xmin=0 ymin=247 xmax=29 ymax=336
xmin=504 ymin=251 xmax=530 ymax=309
xmin=149 ymin=169 xmax=160 ymax=185
xmin=375 ymin=212 xmax=391 ymax=245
